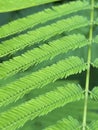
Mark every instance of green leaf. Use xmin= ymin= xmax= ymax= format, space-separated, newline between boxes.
xmin=0 ymin=1 xmax=90 ymax=38
xmin=0 ymin=15 xmax=89 ymax=57
xmin=92 ymin=58 xmax=98 ymax=68
xmin=89 ymin=120 xmax=98 ymax=130
xmin=90 ymin=87 xmax=98 ymax=101
xmin=94 ymin=35 xmax=98 ymax=44
xmin=43 ymin=116 xmax=80 ymax=130
xmin=0 ymin=56 xmax=87 ymax=107
xmin=0 ymin=0 xmax=59 ymax=12
xmin=0 ymin=34 xmax=89 ymax=79
xmin=0 ymin=83 xmax=84 ymax=130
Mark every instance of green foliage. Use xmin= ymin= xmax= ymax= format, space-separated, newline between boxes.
xmin=43 ymin=116 xmax=80 ymax=130
xmin=0 ymin=34 xmax=88 ymax=78
xmin=0 ymin=0 xmax=98 ymax=130
xmin=92 ymin=58 xmax=98 ymax=68
xmin=0 ymin=15 xmax=89 ymax=57
xmin=90 ymin=87 xmax=98 ymax=101
xmin=0 ymin=1 xmax=90 ymax=38
xmin=89 ymin=120 xmax=98 ymax=130
xmin=0 ymin=0 xmax=59 ymax=12
xmin=0 ymin=83 xmax=83 ymax=130
xmin=0 ymin=56 xmax=86 ymax=107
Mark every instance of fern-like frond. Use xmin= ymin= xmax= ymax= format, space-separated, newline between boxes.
xmin=89 ymin=120 xmax=98 ymax=130
xmin=0 ymin=34 xmax=89 ymax=79
xmin=0 ymin=0 xmax=59 ymax=12
xmin=0 ymin=1 xmax=90 ymax=38
xmin=90 ymin=87 xmax=98 ymax=101
xmin=95 ymin=17 xmax=98 ymax=25
xmin=94 ymin=35 xmax=98 ymax=43
xmin=92 ymin=58 xmax=98 ymax=68
xmin=90 ymin=35 xmax=98 ymax=68
xmin=0 ymin=56 xmax=87 ymax=107
xmin=0 ymin=83 xmax=84 ymax=130
xmin=43 ymin=116 xmax=80 ymax=130
xmin=0 ymin=15 xmax=89 ymax=57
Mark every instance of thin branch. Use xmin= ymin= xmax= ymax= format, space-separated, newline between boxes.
xmin=82 ymin=0 xmax=94 ymax=129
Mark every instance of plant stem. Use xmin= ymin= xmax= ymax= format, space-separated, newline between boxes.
xmin=82 ymin=0 xmax=94 ymax=129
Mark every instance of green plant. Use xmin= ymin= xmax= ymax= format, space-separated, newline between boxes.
xmin=0 ymin=0 xmax=98 ymax=130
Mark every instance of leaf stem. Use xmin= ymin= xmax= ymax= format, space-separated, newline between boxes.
xmin=82 ymin=0 xmax=94 ymax=129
